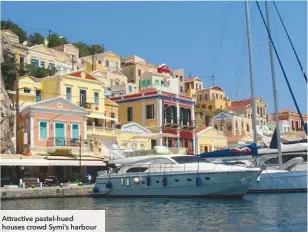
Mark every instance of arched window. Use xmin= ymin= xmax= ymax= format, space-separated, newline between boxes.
xmin=247 ymin=124 xmax=250 ymax=131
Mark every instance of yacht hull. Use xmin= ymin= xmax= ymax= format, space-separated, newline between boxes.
xmin=93 ymin=171 xmax=260 ymax=198
xmin=248 ymin=170 xmax=307 ymax=193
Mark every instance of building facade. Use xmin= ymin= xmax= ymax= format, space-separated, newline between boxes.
xmin=111 ymin=89 xmax=196 ymax=154
xmin=195 ymin=127 xmax=227 ymax=154
xmin=211 ymin=112 xmax=252 ymax=136
xmin=228 ymin=97 xmax=267 ymax=128
xmin=171 ymin=69 xmax=185 ymax=94
xmin=81 ymin=51 xmax=121 ymax=72
xmin=140 ymin=71 xmax=180 ymax=94
xmin=20 ymin=97 xmax=88 ymax=155
xmin=268 ymin=110 xmax=307 ymax=132
xmin=196 ymin=86 xmax=231 ymax=111
xmin=184 ymin=77 xmax=203 ymax=99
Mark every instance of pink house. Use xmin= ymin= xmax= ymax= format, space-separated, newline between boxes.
xmin=20 ymin=97 xmax=88 ymax=155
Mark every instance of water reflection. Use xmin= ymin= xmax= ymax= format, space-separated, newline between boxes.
xmin=2 ymin=194 xmax=307 ymax=232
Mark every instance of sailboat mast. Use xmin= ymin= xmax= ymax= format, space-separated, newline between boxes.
xmin=244 ymin=1 xmax=258 ymax=144
xmin=265 ymin=1 xmax=282 ymax=165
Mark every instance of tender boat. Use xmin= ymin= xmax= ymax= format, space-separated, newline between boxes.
xmin=92 ymin=155 xmax=261 ymax=198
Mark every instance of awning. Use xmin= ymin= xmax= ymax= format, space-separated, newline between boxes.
xmin=0 ymin=159 xmax=106 ymax=166
xmin=130 ymin=133 xmax=178 ymax=140
xmin=87 ymin=114 xmax=118 ymax=122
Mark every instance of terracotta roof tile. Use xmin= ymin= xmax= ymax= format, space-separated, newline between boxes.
xmin=138 ymin=88 xmax=157 ymax=94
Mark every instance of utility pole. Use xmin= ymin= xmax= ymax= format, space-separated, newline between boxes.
xmin=15 ymin=72 xmax=19 ymax=154
xmin=211 ymin=75 xmax=215 ymax=87
xmin=265 ymin=1 xmax=282 ymax=165
xmin=245 ymin=1 xmax=258 ymax=144
xmin=71 ymin=54 xmax=75 ymax=71
xmin=48 ymin=30 xmax=52 ymax=38
xmin=92 ymin=45 xmax=97 ymax=71
xmin=79 ymin=135 xmax=82 ymax=179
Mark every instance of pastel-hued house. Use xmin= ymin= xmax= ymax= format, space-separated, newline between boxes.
xmin=139 ymin=71 xmax=180 ymax=94
xmin=111 ymin=89 xmax=196 ymax=154
xmin=211 ymin=112 xmax=252 ymax=136
xmin=184 ymin=77 xmax=203 ymax=99
xmin=196 ymin=86 xmax=231 ymax=111
xmin=171 ymin=69 xmax=185 ymax=94
xmin=227 ymin=97 xmax=268 ymax=128
xmin=49 ymin=43 xmax=80 ymax=72
xmin=81 ymin=51 xmax=121 ymax=72
xmin=121 ymin=55 xmax=157 ymax=85
xmin=195 ymin=127 xmax=227 ymax=154
xmin=268 ymin=110 xmax=307 ymax=132
xmin=11 ymin=76 xmax=43 ymax=109
xmin=28 ymin=44 xmax=72 ymax=74
xmin=20 ymin=97 xmax=88 ymax=155
xmin=1 ymin=30 xmax=28 ymax=66
xmin=227 ymin=134 xmax=254 ymax=148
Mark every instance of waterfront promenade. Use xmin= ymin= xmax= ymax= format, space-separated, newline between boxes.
xmin=1 ymin=185 xmax=94 ymax=200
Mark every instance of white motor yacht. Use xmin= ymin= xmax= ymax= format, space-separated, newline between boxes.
xmin=92 ymin=155 xmax=261 ymax=198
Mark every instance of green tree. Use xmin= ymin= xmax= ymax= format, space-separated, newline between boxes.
xmin=28 ymin=32 xmax=45 ymax=46
xmin=90 ymin=44 xmax=104 ymax=54
xmin=73 ymin=42 xmax=92 ymax=57
xmin=47 ymin=33 xmax=68 ymax=48
xmin=26 ymin=64 xmax=57 ymax=78
xmin=1 ymin=20 xmax=27 ymax=43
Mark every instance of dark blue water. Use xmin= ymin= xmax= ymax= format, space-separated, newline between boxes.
xmin=1 ymin=193 xmax=307 ymax=232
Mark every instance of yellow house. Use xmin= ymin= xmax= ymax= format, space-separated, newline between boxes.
xmin=81 ymin=51 xmax=121 ymax=72
xmin=196 ymin=86 xmax=231 ymax=111
xmin=227 ymin=134 xmax=254 ymax=148
xmin=184 ymin=77 xmax=203 ymax=99
xmin=195 ymin=126 xmax=227 ymax=154
xmin=10 ymin=75 xmax=43 ymax=109
xmin=104 ymin=98 xmax=119 ymax=127
xmin=1 ymin=30 xmax=28 ymax=66
xmin=90 ymin=69 xmax=128 ymax=88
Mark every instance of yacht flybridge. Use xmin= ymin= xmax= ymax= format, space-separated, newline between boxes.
xmin=92 ymin=155 xmax=261 ymax=198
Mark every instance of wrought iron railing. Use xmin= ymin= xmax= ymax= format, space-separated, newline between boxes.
xmin=47 ymin=138 xmax=83 ymax=147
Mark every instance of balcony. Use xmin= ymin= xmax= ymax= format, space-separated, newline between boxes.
xmin=47 ymin=138 xmax=82 ymax=147
xmin=78 ymin=101 xmax=93 ymax=110
xmin=179 ymin=120 xmax=196 ymax=130
xmin=163 ymin=117 xmax=179 ymax=128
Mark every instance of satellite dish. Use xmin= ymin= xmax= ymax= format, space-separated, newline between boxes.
xmin=23 ymin=41 xmax=28 ymax=46
xmin=105 ymin=90 xmax=112 ymax=97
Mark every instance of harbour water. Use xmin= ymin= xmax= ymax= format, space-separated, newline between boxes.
xmin=1 ymin=193 xmax=307 ymax=231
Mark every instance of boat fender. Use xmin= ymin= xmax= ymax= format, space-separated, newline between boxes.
xmin=2 ymin=192 xmax=6 ymax=197
xmin=146 ymin=176 xmax=151 ymax=186
xmin=121 ymin=178 xmax=124 ymax=185
xmin=196 ymin=176 xmax=201 ymax=186
xmin=126 ymin=178 xmax=130 ymax=186
xmin=93 ymin=187 xmax=99 ymax=193
xmin=106 ymin=181 xmax=112 ymax=189
xmin=162 ymin=176 xmax=167 ymax=187
xmin=133 ymin=177 xmax=140 ymax=184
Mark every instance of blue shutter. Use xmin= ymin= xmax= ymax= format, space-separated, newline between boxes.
xmin=94 ymin=92 xmax=99 ymax=105
xmin=39 ymin=122 xmax=47 ymax=139
xmin=66 ymin=88 xmax=71 ymax=101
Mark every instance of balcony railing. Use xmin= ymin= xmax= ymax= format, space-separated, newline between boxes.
xmin=77 ymin=101 xmax=93 ymax=109
xmin=47 ymin=138 xmax=83 ymax=147
xmin=163 ymin=117 xmax=196 ymax=130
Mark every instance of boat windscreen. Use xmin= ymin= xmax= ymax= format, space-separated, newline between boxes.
xmin=171 ymin=156 xmax=209 ymax=164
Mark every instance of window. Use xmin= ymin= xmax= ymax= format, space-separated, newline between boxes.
xmin=171 ymin=156 xmax=209 ymax=164
xmin=94 ymin=92 xmax=99 ymax=105
xmin=40 ymin=60 xmax=45 ymax=68
xmin=98 ymin=60 xmax=102 ymax=64
xmin=205 ymin=94 xmax=207 ymax=100
xmin=180 ymin=87 xmax=183 ymax=92
xmin=39 ymin=121 xmax=48 ymax=140
xmin=126 ymin=167 xmax=148 ymax=173
xmin=147 ymin=80 xmax=151 ymax=86
xmin=105 ymin=60 xmax=109 ymax=67
xmin=180 ymin=76 xmax=183 ymax=81
xmin=129 ymin=86 xmax=132 ymax=92
xmin=257 ymin=107 xmax=260 ymax=114
xmin=20 ymin=56 xmax=25 ymax=65
xmin=127 ymin=107 xmax=133 ymax=121
xmin=66 ymin=87 xmax=71 ymax=101
xmin=146 ymin=104 xmax=154 ymax=119
xmin=138 ymin=69 xmax=141 ymax=76
xmin=48 ymin=63 xmax=55 ymax=70
xmin=176 ymin=75 xmax=178 ymax=78
xmin=199 ymin=95 xmax=202 ymax=101
xmin=71 ymin=124 xmax=79 ymax=140
xmin=208 ymin=105 xmax=212 ymax=110
xmin=140 ymin=143 xmax=145 ymax=150
xmin=161 ymin=81 xmax=164 ymax=85
xmin=35 ymin=90 xmax=41 ymax=102
xmin=191 ymin=83 xmax=194 ymax=89
xmin=31 ymin=58 xmax=38 ymax=67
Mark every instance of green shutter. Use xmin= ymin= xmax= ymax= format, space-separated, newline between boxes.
xmin=72 ymin=124 xmax=79 ymax=139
